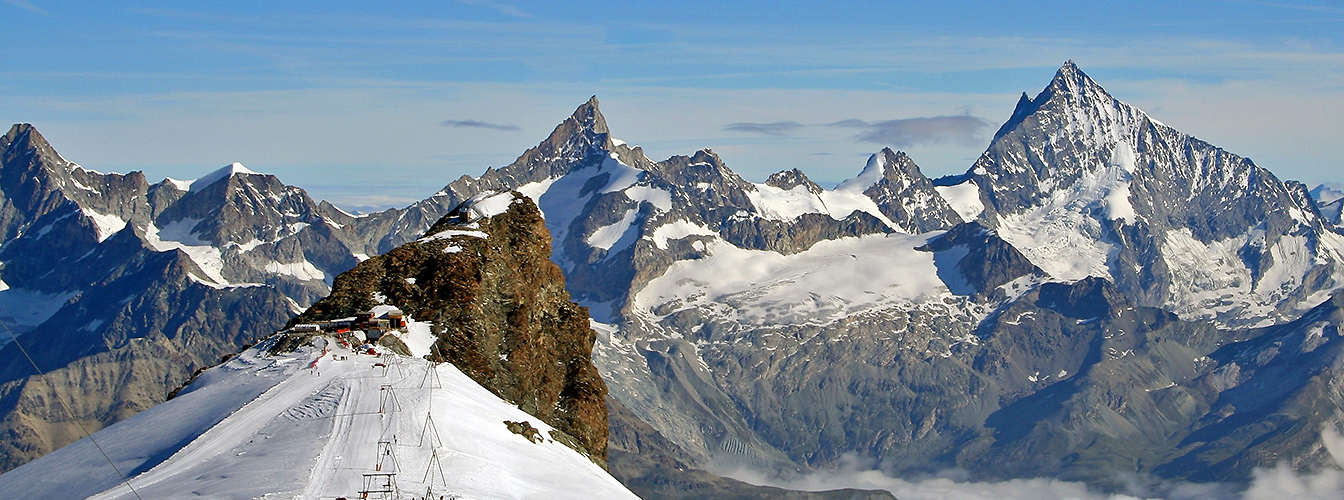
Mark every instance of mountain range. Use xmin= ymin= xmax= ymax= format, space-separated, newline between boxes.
xmin=1 ymin=61 xmax=1343 ymax=497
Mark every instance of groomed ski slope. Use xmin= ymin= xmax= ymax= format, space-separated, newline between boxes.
xmin=0 ymin=337 xmax=637 ymax=500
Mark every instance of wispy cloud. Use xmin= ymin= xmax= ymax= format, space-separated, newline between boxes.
xmin=831 ymin=115 xmax=991 ymax=148
xmin=3 ymin=0 xmax=47 ymax=15
xmin=723 ymin=121 xmax=805 ymax=136
xmin=442 ymin=119 xmax=521 ymax=131
xmin=1213 ymin=0 xmax=1344 ymax=14
xmin=454 ymin=0 xmax=531 ymax=18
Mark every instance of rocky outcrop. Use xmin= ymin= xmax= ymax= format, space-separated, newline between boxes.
xmin=916 ymin=221 xmax=1045 ymax=298
xmin=292 ymin=192 xmax=609 ymax=463
xmin=763 ymin=169 xmax=822 ymax=194
xmin=860 ymin=148 xmax=963 ymax=233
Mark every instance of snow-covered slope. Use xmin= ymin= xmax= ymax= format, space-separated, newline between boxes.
xmin=0 ymin=337 xmax=637 ymax=500
xmin=632 ymin=233 xmax=976 ymax=328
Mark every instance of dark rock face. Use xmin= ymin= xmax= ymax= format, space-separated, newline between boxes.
xmin=917 ymin=221 xmax=1045 ymax=298
xmin=293 ymin=193 xmax=610 ymax=463
xmin=1153 ymin=291 xmax=1344 ymax=482
xmin=720 ymin=212 xmax=890 ymax=256
xmin=863 ymin=148 xmax=963 ymax=233
xmin=764 ymin=169 xmax=822 ymax=194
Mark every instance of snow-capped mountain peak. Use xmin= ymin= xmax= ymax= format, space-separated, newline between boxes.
xmin=189 ymin=162 xmax=260 ymax=192
xmin=1311 ymin=183 xmax=1344 ymax=206
xmin=969 ymin=61 xmax=1344 ymax=325
xmin=834 ymin=149 xmax=890 ymax=193
xmin=838 ymin=148 xmax=962 ymax=233
xmin=1047 ymin=60 xmax=1098 ymax=99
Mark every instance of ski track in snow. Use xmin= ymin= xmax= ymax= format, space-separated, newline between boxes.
xmin=61 ymin=339 xmax=638 ymax=500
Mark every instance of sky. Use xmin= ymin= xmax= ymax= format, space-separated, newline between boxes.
xmin=2 ymin=1 xmax=1342 ymax=212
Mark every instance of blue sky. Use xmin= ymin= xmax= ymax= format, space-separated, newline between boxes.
xmin=3 ymin=1 xmax=1342 ymax=211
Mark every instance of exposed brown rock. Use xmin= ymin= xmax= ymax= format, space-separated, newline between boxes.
xmin=291 ymin=193 xmax=609 ymax=464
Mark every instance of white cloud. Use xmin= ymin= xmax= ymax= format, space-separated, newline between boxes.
xmin=453 ymin=0 xmax=530 ymax=18
xmin=722 ymin=428 xmax=1344 ymax=500
xmin=442 ymin=119 xmax=521 ymax=131
xmin=2 ymin=0 xmax=45 ymax=15
xmin=1240 ymin=427 xmax=1344 ymax=500
xmin=831 ymin=115 xmax=992 ymax=148
xmin=723 ymin=121 xmax=805 ymax=136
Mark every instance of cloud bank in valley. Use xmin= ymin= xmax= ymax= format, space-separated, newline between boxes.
xmin=723 ymin=428 xmax=1344 ymax=500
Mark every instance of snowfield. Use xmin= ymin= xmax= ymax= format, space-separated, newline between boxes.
xmin=634 ymin=232 xmax=955 ymax=327
xmin=0 ymin=336 xmax=638 ymax=500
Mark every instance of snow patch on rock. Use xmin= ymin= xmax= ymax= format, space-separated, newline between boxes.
xmin=650 ymin=220 xmax=718 ymax=250
xmin=190 ymin=162 xmax=258 ymax=192
xmin=80 ymin=208 xmax=127 ymax=242
xmin=747 ymin=183 xmax=829 ymax=222
xmin=143 ymin=219 xmax=231 ymax=285
xmin=264 ymin=260 xmax=328 ymax=282
xmin=934 ymin=181 xmax=984 ymax=223
xmin=419 ymin=229 xmax=488 ymax=243
xmin=464 ymin=191 xmax=521 ymax=220
xmin=587 ymin=207 xmax=641 ymax=252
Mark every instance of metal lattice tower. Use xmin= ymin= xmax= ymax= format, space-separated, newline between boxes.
xmin=358 ymin=472 xmax=397 ymax=499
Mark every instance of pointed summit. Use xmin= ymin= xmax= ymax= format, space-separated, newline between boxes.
xmin=836 ymin=148 xmax=933 ymax=194
xmin=421 ymin=96 xmax=646 ymax=215
xmin=834 ymin=149 xmax=890 ymax=193
xmin=2 ymin=123 xmax=71 ymax=172
xmin=1058 ymin=59 xmax=1081 ymax=77
xmin=1041 ymin=60 xmax=1111 ymax=105
xmin=1 ymin=123 xmax=43 ymax=152
xmin=571 ymin=95 xmax=609 ymax=136
xmin=993 ymin=92 xmax=1041 ymax=141
xmin=835 ymin=148 xmax=961 ymax=233
xmin=482 ymin=96 xmax=619 ymax=186
xmin=1051 ymin=60 xmax=1085 ymax=86
xmin=764 ymin=168 xmax=822 ymax=194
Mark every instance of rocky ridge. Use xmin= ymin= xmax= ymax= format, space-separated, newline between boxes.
xmin=291 ymin=192 xmax=610 ymax=463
